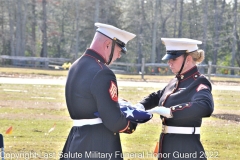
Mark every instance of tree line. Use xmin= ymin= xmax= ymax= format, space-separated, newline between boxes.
xmin=0 ymin=0 xmax=239 ymax=74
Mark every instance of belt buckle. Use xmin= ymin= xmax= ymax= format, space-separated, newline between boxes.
xmin=162 ymin=125 xmax=166 ymax=134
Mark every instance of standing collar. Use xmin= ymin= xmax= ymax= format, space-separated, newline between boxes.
xmin=176 ymin=66 xmax=199 ymax=80
xmin=85 ymin=49 xmax=107 ymax=64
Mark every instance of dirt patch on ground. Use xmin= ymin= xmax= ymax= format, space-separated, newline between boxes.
xmin=212 ymin=113 xmax=240 ymax=122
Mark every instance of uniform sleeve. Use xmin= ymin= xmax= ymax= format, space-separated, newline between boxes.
xmin=170 ymin=83 xmax=214 ymax=120
xmin=90 ymin=69 xmax=136 ymax=133
xmin=140 ymin=88 xmax=166 ymax=110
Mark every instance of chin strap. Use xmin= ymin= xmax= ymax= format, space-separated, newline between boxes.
xmin=106 ymin=38 xmax=117 ymax=65
xmin=177 ymin=53 xmax=188 ymax=76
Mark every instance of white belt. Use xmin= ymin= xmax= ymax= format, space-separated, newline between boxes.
xmin=162 ymin=125 xmax=200 ymax=134
xmin=73 ymin=118 xmax=102 ymax=127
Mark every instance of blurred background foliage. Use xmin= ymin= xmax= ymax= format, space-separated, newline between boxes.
xmin=0 ymin=0 xmax=239 ymax=72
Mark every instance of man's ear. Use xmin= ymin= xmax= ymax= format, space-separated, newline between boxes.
xmin=103 ymin=39 xmax=111 ymax=52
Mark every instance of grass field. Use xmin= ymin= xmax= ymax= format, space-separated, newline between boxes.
xmin=0 ymin=83 xmax=240 ymax=160
xmin=0 ymin=67 xmax=240 ymax=159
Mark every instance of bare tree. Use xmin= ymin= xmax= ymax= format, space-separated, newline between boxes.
xmin=1 ymin=1 xmax=6 ymax=55
xmin=40 ymin=0 xmax=48 ymax=58
xmin=212 ymin=0 xmax=226 ymax=73
xmin=57 ymin=1 xmax=68 ymax=58
xmin=7 ymin=0 xmax=15 ymax=57
xmin=15 ymin=0 xmax=22 ymax=56
xmin=136 ymin=0 xmax=144 ymax=70
xmin=231 ymin=0 xmax=237 ymax=74
xmin=156 ymin=1 xmax=174 ymax=62
xmin=202 ymin=0 xmax=208 ymax=53
xmin=212 ymin=0 xmax=219 ymax=73
xmin=31 ymin=0 xmax=37 ymax=56
xmin=178 ymin=0 xmax=184 ymax=38
xmin=21 ymin=1 xmax=28 ymax=57
xmin=95 ymin=0 xmax=100 ymax=23
xmin=14 ymin=0 xmax=28 ymax=57
xmin=151 ymin=0 xmax=159 ymax=63
xmin=173 ymin=0 xmax=177 ymax=38
xmin=189 ymin=0 xmax=198 ymax=38
xmin=199 ymin=0 xmax=208 ymax=73
xmin=236 ymin=32 xmax=240 ymax=67
xmin=74 ymin=0 xmax=80 ymax=60
xmin=188 ymin=5 xmax=193 ymax=38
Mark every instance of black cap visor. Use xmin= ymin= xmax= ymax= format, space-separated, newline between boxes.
xmin=116 ymin=39 xmax=127 ymax=54
xmin=162 ymin=50 xmax=186 ymax=60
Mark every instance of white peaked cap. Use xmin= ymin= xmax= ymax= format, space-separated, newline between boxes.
xmin=95 ymin=23 xmax=136 ymax=44
xmin=161 ymin=38 xmax=202 ymax=52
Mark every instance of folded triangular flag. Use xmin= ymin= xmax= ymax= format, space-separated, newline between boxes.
xmin=119 ymin=105 xmax=153 ymax=123
xmin=118 ymin=98 xmax=153 ymax=123
xmin=94 ymin=99 xmax=153 ymax=123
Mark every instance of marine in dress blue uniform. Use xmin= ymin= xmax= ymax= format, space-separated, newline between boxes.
xmin=140 ymin=38 xmax=214 ymax=160
xmin=60 ymin=23 xmax=137 ymax=160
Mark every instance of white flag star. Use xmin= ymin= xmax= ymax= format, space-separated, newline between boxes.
xmin=123 ymin=107 xmax=134 ymax=118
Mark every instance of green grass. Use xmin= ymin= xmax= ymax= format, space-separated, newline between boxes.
xmin=212 ymin=90 xmax=240 ymax=110
xmin=201 ymin=117 xmax=240 ymax=159
xmin=0 ymin=82 xmax=240 ymax=159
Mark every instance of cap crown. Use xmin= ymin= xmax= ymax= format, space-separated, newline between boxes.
xmin=95 ymin=23 xmax=136 ymax=45
xmin=161 ymin=38 xmax=202 ymax=52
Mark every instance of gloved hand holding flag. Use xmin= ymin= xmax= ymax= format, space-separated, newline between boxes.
xmin=94 ymin=98 xmax=152 ymax=124
xmin=117 ymin=98 xmax=153 ymax=123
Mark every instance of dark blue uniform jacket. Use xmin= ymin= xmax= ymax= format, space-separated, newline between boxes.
xmin=140 ymin=66 xmax=214 ymax=160
xmin=61 ymin=49 xmax=136 ymax=160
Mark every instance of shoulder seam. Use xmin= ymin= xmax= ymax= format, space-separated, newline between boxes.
xmin=84 ymin=54 xmax=105 ymax=69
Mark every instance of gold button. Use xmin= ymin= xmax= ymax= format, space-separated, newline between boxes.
xmin=114 ymin=133 xmax=116 ymax=135
xmin=132 ymin=129 xmax=135 ymax=132
xmin=195 ymin=75 xmax=198 ymax=78
xmin=128 ymin=127 xmax=130 ymax=130
xmin=181 ymin=75 xmax=184 ymax=79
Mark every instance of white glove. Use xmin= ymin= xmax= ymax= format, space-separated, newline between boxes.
xmin=147 ymin=106 xmax=172 ymax=118
xmin=133 ymin=103 xmax=145 ymax=111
